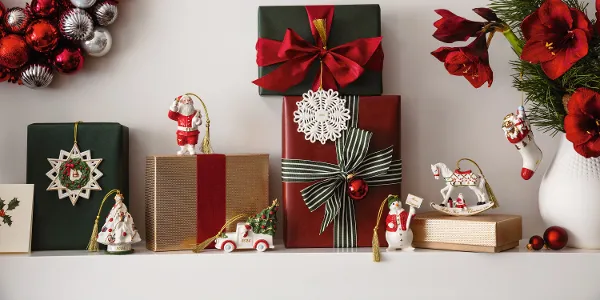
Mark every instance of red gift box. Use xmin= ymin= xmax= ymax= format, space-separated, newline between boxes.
xmin=282 ymin=95 xmax=401 ymax=248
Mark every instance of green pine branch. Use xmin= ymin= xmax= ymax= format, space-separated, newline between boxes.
xmin=7 ymin=198 xmax=19 ymax=211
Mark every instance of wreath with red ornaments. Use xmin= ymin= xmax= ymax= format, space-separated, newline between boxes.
xmin=0 ymin=0 xmax=119 ymax=89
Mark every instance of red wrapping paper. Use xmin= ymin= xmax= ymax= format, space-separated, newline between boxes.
xmin=282 ymin=96 xmax=401 ymax=248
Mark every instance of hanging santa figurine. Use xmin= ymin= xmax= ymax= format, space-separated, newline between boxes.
xmin=502 ymin=106 xmax=543 ymax=180
xmin=168 ymin=93 xmax=213 ymax=155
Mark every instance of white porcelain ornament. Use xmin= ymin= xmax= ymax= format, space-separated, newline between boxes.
xmin=385 ymin=194 xmax=423 ymax=251
xmin=293 ymin=89 xmax=351 ymax=144
xmin=215 ymin=222 xmax=274 ymax=253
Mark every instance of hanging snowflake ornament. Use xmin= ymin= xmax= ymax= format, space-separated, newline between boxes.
xmin=293 ymin=89 xmax=351 ymax=144
xmin=46 ymin=144 xmax=103 ymax=206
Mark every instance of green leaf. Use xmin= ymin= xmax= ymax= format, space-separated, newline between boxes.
xmin=3 ymin=215 xmax=12 ymax=226
xmin=0 ymin=198 xmax=5 ymax=210
xmin=7 ymin=198 xmax=19 ymax=211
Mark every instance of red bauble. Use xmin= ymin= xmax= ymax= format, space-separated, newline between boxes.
xmin=30 ymin=0 xmax=57 ymax=17
xmin=25 ymin=19 xmax=59 ymax=53
xmin=527 ymin=235 xmax=544 ymax=251
xmin=0 ymin=34 xmax=29 ymax=69
xmin=544 ymin=226 xmax=568 ymax=250
xmin=347 ymin=177 xmax=368 ymax=200
xmin=0 ymin=2 xmax=5 ymax=21
xmin=53 ymin=47 xmax=84 ymax=74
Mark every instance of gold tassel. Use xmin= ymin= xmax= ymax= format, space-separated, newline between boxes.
xmin=312 ymin=19 xmax=327 ymax=47
xmin=372 ymin=197 xmax=389 ymax=262
xmin=192 ymin=214 xmax=248 ymax=253
xmin=457 ymin=158 xmax=499 ymax=208
xmin=185 ymin=93 xmax=213 ymax=154
xmin=87 ymin=189 xmax=121 ymax=252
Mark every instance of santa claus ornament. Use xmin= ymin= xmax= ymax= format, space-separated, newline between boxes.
xmin=168 ymin=93 xmax=213 ymax=156
xmin=87 ymin=189 xmax=141 ymax=254
xmin=46 ymin=122 xmax=103 ymax=205
xmin=372 ymin=194 xmax=423 ymax=262
xmin=430 ymin=158 xmax=499 ymax=216
xmin=502 ymin=106 xmax=543 ymax=180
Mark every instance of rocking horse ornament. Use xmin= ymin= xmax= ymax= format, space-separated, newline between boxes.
xmin=430 ymin=158 xmax=499 ymax=216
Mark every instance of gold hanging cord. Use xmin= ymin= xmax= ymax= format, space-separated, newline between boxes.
xmin=192 ymin=214 xmax=248 ymax=253
xmin=456 ymin=158 xmax=498 ymax=208
xmin=73 ymin=121 xmax=82 ymax=144
xmin=313 ymin=19 xmax=327 ymax=90
xmin=371 ymin=196 xmax=391 ymax=262
xmin=181 ymin=93 xmax=213 ymax=154
xmin=87 ymin=189 xmax=121 ymax=252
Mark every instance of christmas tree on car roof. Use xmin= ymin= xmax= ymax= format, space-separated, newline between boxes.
xmin=247 ymin=199 xmax=279 ymax=236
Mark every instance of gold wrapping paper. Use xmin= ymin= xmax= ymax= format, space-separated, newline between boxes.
xmin=145 ymin=154 xmax=269 ymax=252
xmin=411 ymin=211 xmax=522 ymax=253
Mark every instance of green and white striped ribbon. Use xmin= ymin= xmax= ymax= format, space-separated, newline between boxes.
xmin=281 ymin=95 xmax=402 ymax=248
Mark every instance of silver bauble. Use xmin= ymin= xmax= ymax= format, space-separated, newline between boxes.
xmin=21 ymin=64 xmax=54 ymax=89
xmin=94 ymin=1 xmax=118 ymax=26
xmin=4 ymin=7 xmax=30 ymax=33
xmin=70 ymin=0 xmax=97 ymax=9
xmin=81 ymin=27 xmax=112 ymax=57
xmin=60 ymin=8 xmax=94 ymax=40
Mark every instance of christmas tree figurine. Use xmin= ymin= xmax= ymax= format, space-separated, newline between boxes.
xmin=87 ymin=189 xmax=141 ymax=254
xmin=246 ymin=198 xmax=279 ymax=236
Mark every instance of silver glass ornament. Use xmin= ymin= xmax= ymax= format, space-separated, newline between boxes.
xmin=70 ymin=0 xmax=97 ymax=9
xmin=21 ymin=64 xmax=54 ymax=89
xmin=60 ymin=8 xmax=94 ymax=40
xmin=4 ymin=7 xmax=30 ymax=33
xmin=81 ymin=27 xmax=112 ymax=57
xmin=94 ymin=1 xmax=118 ymax=26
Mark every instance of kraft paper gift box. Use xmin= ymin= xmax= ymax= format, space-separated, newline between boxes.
xmin=145 ymin=154 xmax=270 ymax=252
xmin=411 ymin=212 xmax=523 ymax=253
xmin=255 ymin=4 xmax=384 ymax=96
xmin=27 ymin=123 xmax=129 ymax=251
xmin=282 ymin=95 xmax=402 ymax=248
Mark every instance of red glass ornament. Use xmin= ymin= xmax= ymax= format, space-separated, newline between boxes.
xmin=0 ymin=34 xmax=28 ymax=69
xmin=347 ymin=177 xmax=368 ymax=200
xmin=31 ymin=0 xmax=57 ymax=17
xmin=527 ymin=235 xmax=544 ymax=251
xmin=544 ymin=226 xmax=568 ymax=250
xmin=0 ymin=2 xmax=5 ymax=21
xmin=25 ymin=19 xmax=59 ymax=53
xmin=53 ymin=47 xmax=84 ymax=74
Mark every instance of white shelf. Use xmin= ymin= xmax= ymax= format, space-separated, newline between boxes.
xmin=1 ymin=240 xmax=598 ymax=300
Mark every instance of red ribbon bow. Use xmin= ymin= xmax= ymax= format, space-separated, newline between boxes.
xmin=64 ymin=163 xmax=75 ymax=175
xmin=253 ymin=6 xmax=384 ymax=93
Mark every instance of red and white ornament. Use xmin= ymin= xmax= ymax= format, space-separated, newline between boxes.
xmin=96 ymin=193 xmax=141 ymax=254
xmin=384 ymin=194 xmax=423 ymax=251
xmin=502 ymin=106 xmax=543 ymax=180
xmin=168 ymin=93 xmax=212 ymax=156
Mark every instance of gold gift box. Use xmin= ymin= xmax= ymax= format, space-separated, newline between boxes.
xmin=144 ymin=154 xmax=269 ymax=252
xmin=411 ymin=212 xmax=522 ymax=253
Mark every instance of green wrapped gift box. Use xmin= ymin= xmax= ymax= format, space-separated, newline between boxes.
xmin=255 ymin=4 xmax=383 ymax=96
xmin=26 ymin=123 xmax=129 ymax=251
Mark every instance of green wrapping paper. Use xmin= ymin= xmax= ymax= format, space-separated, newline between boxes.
xmin=257 ymin=5 xmax=383 ymax=96
xmin=27 ymin=123 xmax=129 ymax=251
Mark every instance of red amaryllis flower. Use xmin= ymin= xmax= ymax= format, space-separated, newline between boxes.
xmin=565 ymin=88 xmax=600 ymax=158
xmin=433 ymin=9 xmax=486 ymax=43
xmin=521 ymin=0 xmax=592 ymax=80
xmin=431 ymin=34 xmax=493 ymax=88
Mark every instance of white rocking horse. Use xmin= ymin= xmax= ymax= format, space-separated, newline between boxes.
xmin=429 ymin=159 xmax=498 ymax=216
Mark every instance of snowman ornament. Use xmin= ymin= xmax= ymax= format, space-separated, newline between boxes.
xmin=385 ymin=194 xmax=423 ymax=251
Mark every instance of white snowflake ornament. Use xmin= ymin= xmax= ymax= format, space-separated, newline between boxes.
xmin=293 ymin=89 xmax=351 ymax=144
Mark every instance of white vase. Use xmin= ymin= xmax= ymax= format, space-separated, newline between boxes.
xmin=539 ymin=133 xmax=600 ymax=249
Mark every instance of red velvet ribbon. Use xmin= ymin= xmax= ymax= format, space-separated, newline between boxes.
xmin=196 ymin=154 xmax=227 ymax=249
xmin=63 ymin=163 xmax=75 ymax=175
xmin=253 ymin=5 xmax=384 ymax=92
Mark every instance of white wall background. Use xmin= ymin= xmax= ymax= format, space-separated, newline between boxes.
xmin=0 ymin=0 xmax=569 ymax=240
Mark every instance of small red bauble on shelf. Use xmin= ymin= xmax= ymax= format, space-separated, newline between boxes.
xmin=53 ymin=47 xmax=84 ymax=74
xmin=527 ymin=235 xmax=544 ymax=251
xmin=544 ymin=226 xmax=568 ymax=250
xmin=347 ymin=176 xmax=368 ymax=200
xmin=0 ymin=34 xmax=29 ymax=69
